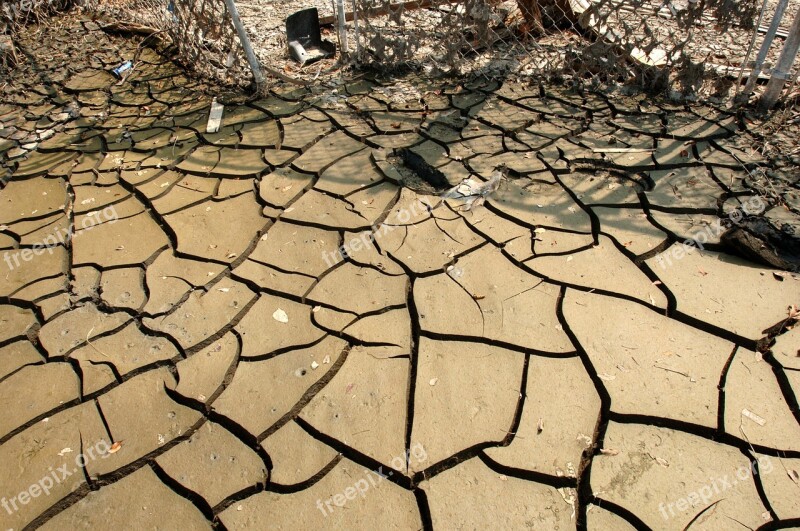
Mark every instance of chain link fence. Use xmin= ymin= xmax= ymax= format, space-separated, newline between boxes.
xmin=2 ymin=0 xmax=799 ymax=106
xmin=90 ymin=0 xmax=254 ymax=85
xmin=347 ymin=0 xmax=799 ymax=102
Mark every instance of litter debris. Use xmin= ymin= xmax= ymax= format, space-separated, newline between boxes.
xmin=649 ymin=453 xmax=670 ymax=467
xmin=600 ymin=448 xmax=620 ymax=456
xmin=537 ymin=417 xmax=544 ymax=433
xmin=440 ymin=169 xmax=504 ymax=211
xmin=311 ymin=361 xmax=319 ymax=370
xmin=554 ymin=474 xmax=577 ymax=520
xmin=111 ymin=60 xmax=133 ymax=78
xmin=286 ymin=8 xmax=335 ymax=65
xmin=742 ymin=408 xmax=767 ymax=426
xmin=429 ymin=377 xmax=439 ymax=386
xmin=206 ymin=98 xmax=224 ymax=134
xmin=57 ymin=448 xmax=72 ymax=457
xmin=273 ymin=309 xmax=289 ymax=323
xmin=108 ymin=441 xmax=123 ymax=454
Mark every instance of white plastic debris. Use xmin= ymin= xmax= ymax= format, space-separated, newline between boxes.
xmin=742 ymin=408 xmax=766 ymax=426
xmin=206 ymin=98 xmax=224 ymax=133
xmin=273 ymin=309 xmax=289 ymax=323
xmin=441 ymin=169 xmax=504 ymax=211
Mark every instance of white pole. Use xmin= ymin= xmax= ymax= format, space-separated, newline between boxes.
xmin=760 ymin=6 xmax=800 ymax=110
xmin=738 ymin=0 xmax=788 ymax=103
xmin=337 ymin=0 xmax=348 ymax=56
xmin=222 ymin=0 xmax=266 ymax=90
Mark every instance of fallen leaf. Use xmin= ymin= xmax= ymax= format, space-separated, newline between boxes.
xmin=108 ymin=441 xmax=123 ymax=454
xmin=217 ymin=288 xmax=230 ymax=293
xmin=788 ymin=469 xmax=799 ymax=484
xmin=600 ymin=448 xmax=619 ymax=456
xmin=391 ymin=122 xmax=401 ymax=129
xmin=429 ymin=377 xmax=439 ymax=386
xmin=788 ymin=304 xmax=799 ymax=320
xmin=773 ymin=271 xmax=786 ymax=281
xmin=697 ymin=267 xmax=708 ymax=276
xmin=537 ymin=417 xmax=544 ymax=433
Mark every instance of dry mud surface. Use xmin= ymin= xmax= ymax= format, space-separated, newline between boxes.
xmin=1 ymin=15 xmax=800 ymax=531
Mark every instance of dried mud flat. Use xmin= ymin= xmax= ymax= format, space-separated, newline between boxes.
xmin=1 ymin=15 xmax=800 ymax=531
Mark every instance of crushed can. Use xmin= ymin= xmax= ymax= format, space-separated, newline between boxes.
xmin=112 ymin=61 xmax=133 ymax=78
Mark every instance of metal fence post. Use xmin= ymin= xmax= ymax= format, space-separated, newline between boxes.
xmin=736 ymin=0 xmax=789 ymax=102
xmin=760 ymin=6 xmax=800 ymax=110
xmin=336 ymin=0 xmax=348 ymax=57
xmin=222 ymin=0 xmax=266 ymax=90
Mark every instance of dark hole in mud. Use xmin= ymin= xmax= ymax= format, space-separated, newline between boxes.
xmin=395 ymin=147 xmax=451 ymax=192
